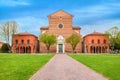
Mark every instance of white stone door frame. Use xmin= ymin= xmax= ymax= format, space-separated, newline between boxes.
xmin=56 ymin=35 xmax=65 ymax=53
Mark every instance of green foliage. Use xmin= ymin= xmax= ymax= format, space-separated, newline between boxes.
xmin=69 ymin=54 xmax=120 ymax=80
xmin=105 ymin=26 xmax=120 ymax=50
xmin=116 ymin=32 xmax=120 ymax=45
xmin=0 ymin=48 xmax=1 ymax=53
xmin=1 ymin=43 xmax=10 ymax=53
xmin=66 ymin=34 xmax=81 ymax=53
xmin=0 ymin=54 xmax=54 ymax=80
xmin=40 ymin=33 xmax=56 ymax=52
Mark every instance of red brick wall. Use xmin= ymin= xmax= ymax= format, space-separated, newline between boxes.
xmin=40 ymin=10 xmax=82 ymax=53
xmin=83 ymin=35 xmax=109 ymax=53
xmin=12 ymin=35 xmax=38 ymax=53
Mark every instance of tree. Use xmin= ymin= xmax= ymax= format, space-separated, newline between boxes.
xmin=0 ymin=48 xmax=1 ymax=53
xmin=0 ymin=21 xmax=19 ymax=44
xmin=66 ymin=34 xmax=81 ymax=53
xmin=0 ymin=21 xmax=18 ymax=52
xmin=116 ymin=32 xmax=120 ymax=45
xmin=114 ymin=32 xmax=120 ymax=50
xmin=40 ymin=34 xmax=56 ymax=53
xmin=1 ymin=43 xmax=10 ymax=53
xmin=105 ymin=26 xmax=120 ymax=52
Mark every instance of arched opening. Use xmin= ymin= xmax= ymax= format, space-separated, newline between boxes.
xmin=23 ymin=47 xmax=25 ymax=53
xmin=98 ymin=46 xmax=101 ymax=53
xmin=90 ymin=46 xmax=95 ymax=53
xmin=93 ymin=46 xmax=96 ymax=53
xmin=20 ymin=47 xmax=23 ymax=53
xmin=15 ymin=40 xmax=18 ymax=44
xmin=96 ymin=46 xmax=99 ymax=53
xmin=21 ymin=40 xmax=24 ymax=44
xmin=20 ymin=47 xmax=25 ymax=53
xmin=16 ymin=46 xmax=19 ymax=53
xmin=98 ymin=39 xmax=100 ymax=44
xmin=103 ymin=40 xmax=106 ymax=44
xmin=90 ymin=46 xmax=92 ymax=53
xmin=102 ymin=46 xmax=107 ymax=53
xmin=57 ymin=35 xmax=64 ymax=53
xmin=91 ymin=40 xmax=94 ymax=44
xmin=26 ymin=46 xmax=31 ymax=53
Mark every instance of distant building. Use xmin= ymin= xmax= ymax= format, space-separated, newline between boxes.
xmin=12 ymin=10 xmax=110 ymax=53
xmin=11 ymin=32 xmax=39 ymax=53
xmin=83 ymin=31 xmax=109 ymax=53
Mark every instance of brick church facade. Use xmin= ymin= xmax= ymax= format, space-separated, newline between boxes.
xmin=40 ymin=10 xmax=82 ymax=53
xmin=12 ymin=10 xmax=110 ymax=53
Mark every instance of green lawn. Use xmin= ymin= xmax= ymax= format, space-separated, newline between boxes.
xmin=69 ymin=54 xmax=120 ymax=80
xmin=0 ymin=54 xmax=54 ymax=80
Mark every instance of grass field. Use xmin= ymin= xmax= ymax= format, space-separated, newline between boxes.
xmin=0 ymin=54 xmax=54 ymax=80
xmin=69 ymin=54 xmax=120 ymax=80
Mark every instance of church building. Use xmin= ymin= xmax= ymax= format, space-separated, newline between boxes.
xmin=12 ymin=10 xmax=110 ymax=53
xmin=40 ymin=10 xmax=82 ymax=53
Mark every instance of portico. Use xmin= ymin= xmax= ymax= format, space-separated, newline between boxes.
xmin=57 ymin=35 xmax=65 ymax=53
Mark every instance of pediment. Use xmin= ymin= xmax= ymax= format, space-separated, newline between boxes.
xmin=48 ymin=10 xmax=73 ymax=17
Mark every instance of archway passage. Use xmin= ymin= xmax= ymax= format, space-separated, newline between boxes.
xmin=18 ymin=46 xmax=31 ymax=53
xmin=26 ymin=46 xmax=31 ymax=53
xmin=57 ymin=35 xmax=65 ymax=53
xmin=90 ymin=46 xmax=108 ymax=53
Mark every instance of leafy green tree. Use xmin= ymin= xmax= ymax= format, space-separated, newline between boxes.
xmin=1 ymin=43 xmax=10 ymax=53
xmin=105 ymin=26 xmax=120 ymax=51
xmin=40 ymin=34 xmax=56 ymax=53
xmin=114 ymin=32 xmax=120 ymax=50
xmin=116 ymin=32 xmax=120 ymax=45
xmin=66 ymin=34 xmax=81 ymax=53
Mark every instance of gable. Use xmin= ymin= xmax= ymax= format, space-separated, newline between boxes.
xmin=48 ymin=10 xmax=73 ymax=17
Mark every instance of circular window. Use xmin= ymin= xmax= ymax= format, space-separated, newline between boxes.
xmin=58 ymin=24 xmax=63 ymax=29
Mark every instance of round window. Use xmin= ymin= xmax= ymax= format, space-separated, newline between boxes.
xmin=58 ymin=24 xmax=63 ymax=29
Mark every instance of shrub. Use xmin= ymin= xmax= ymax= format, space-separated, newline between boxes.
xmin=1 ymin=43 xmax=10 ymax=53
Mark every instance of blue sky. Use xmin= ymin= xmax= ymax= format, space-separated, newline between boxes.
xmin=0 ymin=0 xmax=120 ymax=36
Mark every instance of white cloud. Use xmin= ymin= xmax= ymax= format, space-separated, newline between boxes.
xmin=71 ymin=5 xmax=117 ymax=19
xmin=81 ymin=19 xmax=120 ymax=36
xmin=15 ymin=16 xmax=48 ymax=36
xmin=0 ymin=0 xmax=30 ymax=6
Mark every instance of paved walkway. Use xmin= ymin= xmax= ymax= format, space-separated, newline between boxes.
xmin=29 ymin=54 xmax=108 ymax=80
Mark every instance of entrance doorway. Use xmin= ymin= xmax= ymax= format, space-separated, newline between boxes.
xmin=57 ymin=35 xmax=65 ymax=53
xmin=58 ymin=44 xmax=63 ymax=53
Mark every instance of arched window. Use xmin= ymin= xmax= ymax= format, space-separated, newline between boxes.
xmin=91 ymin=40 xmax=94 ymax=44
xmin=21 ymin=40 xmax=24 ymax=44
xmin=27 ymin=40 xmax=30 ymax=44
xmin=98 ymin=39 xmax=100 ymax=44
xmin=58 ymin=24 xmax=63 ymax=29
xmin=104 ymin=40 xmax=106 ymax=44
xmin=15 ymin=40 xmax=18 ymax=44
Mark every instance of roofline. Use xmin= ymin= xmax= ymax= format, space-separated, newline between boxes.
xmin=14 ymin=34 xmax=38 ymax=38
xmin=83 ymin=34 xmax=105 ymax=38
xmin=73 ymin=27 xmax=81 ymax=30
xmin=47 ymin=10 xmax=74 ymax=17
xmin=40 ymin=27 xmax=49 ymax=30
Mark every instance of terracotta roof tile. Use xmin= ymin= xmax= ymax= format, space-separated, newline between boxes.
xmin=84 ymin=31 xmax=105 ymax=38
xmin=15 ymin=32 xmax=37 ymax=37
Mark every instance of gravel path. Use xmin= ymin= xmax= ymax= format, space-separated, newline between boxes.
xmin=29 ymin=54 xmax=108 ymax=80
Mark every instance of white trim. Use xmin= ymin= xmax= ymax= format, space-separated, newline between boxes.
xmin=56 ymin=35 xmax=65 ymax=53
